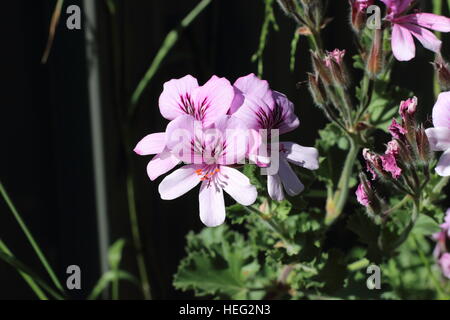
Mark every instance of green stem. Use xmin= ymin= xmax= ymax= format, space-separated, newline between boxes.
xmin=434 ymin=0 xmax=443 ymax=98
xmin=129 ymin=0 xmax=213 ymax=117
xmin=126 ymin=172 xmax=152 ymax=300
xmin=0 ymin=240 xmax=48 ymax=300
xmin=0 ymin=180 xmax=64 ymax=293
xmin=325 ymin=136 xmax=359 ymax=225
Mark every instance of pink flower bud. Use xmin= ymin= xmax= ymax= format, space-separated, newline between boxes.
xmin=356 ymin=182 xmax=371 ymax=206
xmin=399 ymin=97 xmax=417 ymax=119
xmin=349 ymin=0 xmax=374 ymax=32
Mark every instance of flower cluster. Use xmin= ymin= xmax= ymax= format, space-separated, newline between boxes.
xmin=357 ymin=96 xmax=431 ymax=210
xmin=134 ymin=74 xmax=319 ymax=227
xmin=425 ymin=92 xmax=450 ymax=177
xmin=433 ymin=209 xmax=450 ymax=279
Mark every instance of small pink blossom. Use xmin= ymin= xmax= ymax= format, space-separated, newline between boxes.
xmin=388 ymin=118 xmax=407 ymax=139
xmin=386 ymin=140 xmax=400 ymax=156
xmin=381 ymin=153 xmax=402 ymax=179
xmin=356 ymin=182 xmax=371 ymax=207
xmin=399 ymin=96 xmax=417 ymax=120
xmin=324 ymin=49 xmax=346 ymax=68
xmin=363 ymin=148 xmax=382 ymax=180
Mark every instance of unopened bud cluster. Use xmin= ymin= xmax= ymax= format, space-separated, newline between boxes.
xmin=357 ymin=97 xmax=432 ymax=214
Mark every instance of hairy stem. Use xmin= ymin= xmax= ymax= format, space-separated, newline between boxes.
xmin=325 ymin=136 xmax=359 ymax=225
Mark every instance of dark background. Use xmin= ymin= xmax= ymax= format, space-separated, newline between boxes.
xmin=0 ymin=0 xmax=443 ymax=299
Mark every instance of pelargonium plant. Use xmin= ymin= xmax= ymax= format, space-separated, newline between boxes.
xmin=3 ymin=0 xmax=450 ymax=301
xmin=160 ymin=0 xmax=450 ymax=300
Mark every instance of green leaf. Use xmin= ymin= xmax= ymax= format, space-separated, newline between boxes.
xmin=412 ymin=215 xmax=441 ymax=236
xmin=88 ymin=270 xmax=139 ymax=300
xmin=108 ymin=238 xmax=126 ymax=270
xmin=174 ymin=226 xmax=261 ymax=299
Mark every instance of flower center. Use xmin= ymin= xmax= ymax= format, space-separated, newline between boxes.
xmin=195 ymin=167 xmax=220 ymax=181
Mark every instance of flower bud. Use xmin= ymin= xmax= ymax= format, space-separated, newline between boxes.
xmin=307 ymin=72 xmax=327 ymax=106
xmin=324 ymin=49 xmax=350 ymax=87
xmin=356 ymin=173 xmax=383 ymax=221
xmin=311 ymin=51 xmax=332 ymax=86
xmin=432 ymin=55 xmax=450 ymax=91
xmin=416 ymin=125 xmax=431 ymax=163
xmin=349 ymin=0 xmax=374 ymax=33
xmin=363 ymin=148 xmax=386 ymax=180
xmin=367 ymin=28 xmax=384 ymax=77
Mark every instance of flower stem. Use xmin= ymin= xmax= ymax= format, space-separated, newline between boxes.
xmin=325 ymin=136 xmax=359 ymax=225
xmin=0 ymin=180 xmax=64 ymax=293
xmin=126 ymin=172 xmax=152 ymax=300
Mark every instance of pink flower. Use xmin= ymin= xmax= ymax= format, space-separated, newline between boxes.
xmin=386 ymin=140 xmax=400 ymax=156
xmin=324 ymin=49 xmax=346 ymax=68
xmin=439 ymin=253 xmax=450 ymax=279
xmin=231 ymin=74 xmax=319 ymax=201
xmin=134 ymin=75 xmax=235 ymax=180
xmin=381 ymin=0 xmax=450 ymax=61
xmin=388 ymin=118 xmax=407 ymax=139
xmin=356 ymin=182 xmax=371 ymax=207
xmin=399 ymin=96 xmax=417 ymax=120
xmin=425 ymin=92 xmax=450 ymax=176
xmin=380 ymin=153 xmax=402 ymax=179
xmin=159 ymin=115 xmax=257 ymax=227
xmin=363 ymin=148 xmax=382 ymax=180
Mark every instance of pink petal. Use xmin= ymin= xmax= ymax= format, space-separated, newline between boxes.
xmin=401 ymin=23 xmax=442 ymax=53
xmin=232 ymin=95 xmax=272 ymax=130
xmin=191 ymin=76 xmax=234 ymax=128
xmin=278 ymin=158 xmax=305 ymax=196
xmin=273 ymin=91 xmax=300 ymax=135
xmin=233 ymin=73 xmax=275 ymax=108
xmin=281 ymin=142 xmax=319 ymax=170
xmin=158 ymin=164 xmax=201 ymax=200
xmin=165 ymin=115 xmax=203 ymax=164
xmin=391 ymin=24 xmax=416 ymax=61
xmin=146 ymin=151 xmax=180 ymax=181
xmin=399 ymin=13 xmax=450 ymax=32
xmin=267 ymin=174 xmax=284 ymax=201
xmin=425 ymin=128 xmax=450 ymax=151
xmin=432 ymin=92 xmax=450 ymax=128
xmin=158 ymin=75 xmax=199 ymax=120
xmin=133 ymin=132 xmax=166 ymax=155
xmin=214 ymin=116 xmax=249 ymax=165
xmin=199 ymin=180 xmax=225 ymax=227
xmin=220 ymin=166 xmax=257 ymax=206
xmin=436 ymin=150 xmax=450 ymax=177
